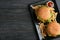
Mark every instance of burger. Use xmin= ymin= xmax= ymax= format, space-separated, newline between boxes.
xmin=46 ymin=21 xmax=60 ymax=37
xmin=37 ymin=6 xmax=57 ymax=22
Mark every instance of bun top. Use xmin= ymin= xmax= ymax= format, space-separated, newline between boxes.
xmin=47 ymin=21 xmax=60 ymax=36
xmin=37 ymin=6 xmax=51 ymax=20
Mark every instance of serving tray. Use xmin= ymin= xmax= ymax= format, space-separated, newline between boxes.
xmin=28 ymin=0 xmax=60 ymax=40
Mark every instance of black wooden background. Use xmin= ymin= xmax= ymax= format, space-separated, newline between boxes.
xmin=0 ymin=0 xmax=60 ymax=40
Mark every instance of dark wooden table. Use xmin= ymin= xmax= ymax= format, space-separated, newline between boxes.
xmin=0 ymin=0 xmax=60 ymax=40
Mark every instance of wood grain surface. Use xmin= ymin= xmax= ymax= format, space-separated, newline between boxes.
xmin=0 ymin=0 xmax=60 ymax=40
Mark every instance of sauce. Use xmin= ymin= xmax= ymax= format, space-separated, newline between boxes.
xmin=47 ymin=1 xmax=54 ymax=7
